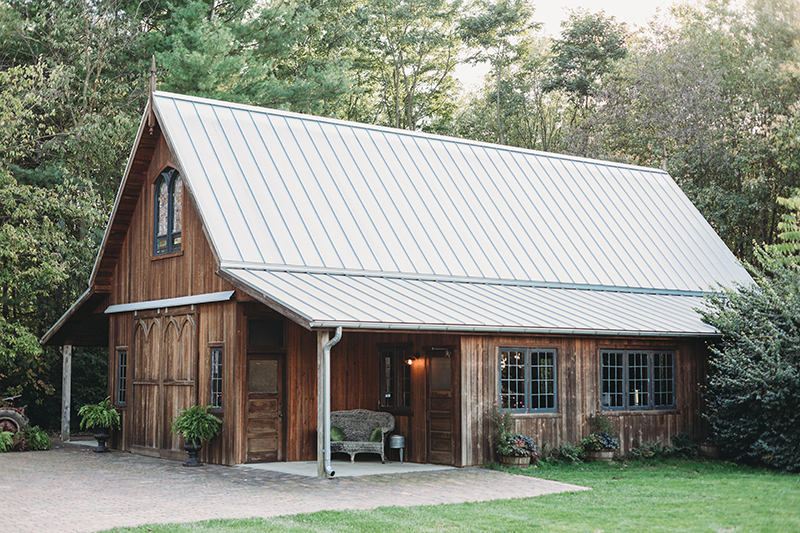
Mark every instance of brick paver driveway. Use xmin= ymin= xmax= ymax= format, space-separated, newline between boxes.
xmin=3 ymin=441 xmax=587 ymax=533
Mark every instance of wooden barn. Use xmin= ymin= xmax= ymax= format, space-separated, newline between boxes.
xmin=43 ymin=90 xmax=750 ymax=474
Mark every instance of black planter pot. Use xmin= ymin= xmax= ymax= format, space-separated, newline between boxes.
xmin=93 ymin=427 xmax=111 ymax=453
xmin=183 ymin=439 xmax=204 ymax=467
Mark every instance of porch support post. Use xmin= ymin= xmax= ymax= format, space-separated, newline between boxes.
xmin=61 ymin=344 xmax=72 ymax=442
xmin=316 ymin=330 xmax=329 ymax=478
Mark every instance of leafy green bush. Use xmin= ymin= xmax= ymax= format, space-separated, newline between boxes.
xmin=13 ymin=426 xmax=51 ymax=451
xmin=624 ymin=440 xmax=665 ymax=461
xmin=700 ymin=246 xmax=800 ymax=471
xmin=485 ymin=402 xmax=515 ymax=457
xmin=0 ymin=430 xmax=13 ymax=452
xmin=554 ymin=443 xmax=585 ymax=465
xmin=670 ymin=431 xmax=699 ymax=459
xmin=588 ymin=410 xmax=617 ymax=435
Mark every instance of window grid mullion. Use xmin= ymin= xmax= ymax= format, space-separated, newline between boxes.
xmin=524 ymin=349 xmax=529 ymax=413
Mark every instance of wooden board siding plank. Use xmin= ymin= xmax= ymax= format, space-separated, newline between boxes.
xmin=462 ymin=334 xmax=709 ymax=466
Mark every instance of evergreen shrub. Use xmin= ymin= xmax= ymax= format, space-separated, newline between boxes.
xmin=701 ymin=247 xmax=800 ymax=471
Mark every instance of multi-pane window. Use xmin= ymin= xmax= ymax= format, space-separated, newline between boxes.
xmin=117 ymin=350 xmax=127 ymax=406
xmin=627 ymin=351 xmax=650 ymax=409
xmin=499 ymin=348 xmax=557 ymax=413
xmin=210 ymin=347 xmax=223 ymax=410
xmin=601 ymin=350 xmax=676 ymax=410
xmin=601 ymin=351 xmax=624 ymax=409
xmin=153 ymin=168 xmax=182 ymax=255
xmin=653 ymin=351 xmax=675 ymax=407
xmin=379 ymin=346 xmax=412 ymax=410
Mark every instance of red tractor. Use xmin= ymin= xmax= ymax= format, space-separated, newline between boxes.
xmin=0 ymin=396 xmax=28 ymax=433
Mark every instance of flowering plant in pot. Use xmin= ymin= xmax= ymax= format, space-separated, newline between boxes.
xmin=581 ymin=410 xmax=619 ymax=461
xmin=497 ymin=434 xmax=539 ymax=467
xmin=170 ymin=405 xmax=222 ymax=467
xmin=78 ymin=397 xmax=120 ymax=453
xmin=486 ymin=403 xmax=538 ymax=467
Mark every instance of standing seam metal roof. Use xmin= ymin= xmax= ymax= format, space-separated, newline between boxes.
xmin=153 ymin=91 xmax=750 ymax=335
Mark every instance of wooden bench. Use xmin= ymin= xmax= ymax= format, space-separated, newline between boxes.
xmin=329 ymin=409 xmax=395 ymax=463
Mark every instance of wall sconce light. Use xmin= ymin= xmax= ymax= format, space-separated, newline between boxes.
xmin=405 ymin=352 xmax=420 ymax=365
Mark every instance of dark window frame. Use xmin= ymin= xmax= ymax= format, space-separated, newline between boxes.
xmin=379 ymin=345 xmax=412 ymax=411
xmin=499 ymin=347 xmax=557 ymax=414
xmin=116 ymin=348 xmax=127 ymax=407
xmin=153 ymin=167 xmax=182 ymax=255
xmin=601 ymin=349 xmax=676 ymax=411
xmin=210 ymin=345 xmax=223 ymax=410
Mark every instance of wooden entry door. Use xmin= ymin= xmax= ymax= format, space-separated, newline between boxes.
xmin=246 ymin=356 xmax=284 ymax=462
xmin=427 ymin=350 xmax=454 ymax=465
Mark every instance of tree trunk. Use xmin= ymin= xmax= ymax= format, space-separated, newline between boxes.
xmin=496 ymin=45 xmax=504 ymax=145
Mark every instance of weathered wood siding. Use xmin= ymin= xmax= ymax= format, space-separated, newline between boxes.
xmin=281 ymin=328 xmax=461 ymax=465
xmin=461 ymin=334 xmax=709 ymax=466
xmin=109 ymin=134 xmax=230 ymax=306
xmin=107 ymin=132 xmax=241 ymax=465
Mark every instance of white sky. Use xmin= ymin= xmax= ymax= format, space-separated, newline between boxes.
xmin=536 ymin=0 xmax=678 ymax=36
xmin=457 ymin=0 xmax=702 ymax=92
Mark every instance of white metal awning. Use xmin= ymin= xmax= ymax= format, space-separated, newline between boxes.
xmin=104 ymin=291 xmax=235 ymax=314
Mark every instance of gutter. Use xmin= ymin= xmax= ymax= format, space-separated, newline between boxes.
xmin=306 ymin=321 xmax=721 ymax=338
xmin=323 ymin=326 xmax=342 ymax=478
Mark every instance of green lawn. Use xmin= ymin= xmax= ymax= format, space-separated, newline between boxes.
xmin=100 ymin=459 xmax=800 ymax=533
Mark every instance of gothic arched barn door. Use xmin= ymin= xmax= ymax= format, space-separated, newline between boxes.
xmin=130 ymin=309 xmax=197 ymax=459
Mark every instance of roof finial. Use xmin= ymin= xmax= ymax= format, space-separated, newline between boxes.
xmin=149 ymin=55 xmax=157 ymax=135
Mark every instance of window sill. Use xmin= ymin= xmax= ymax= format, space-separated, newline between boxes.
xmin=603 ymin=409 xmax=681 ymax=416
xmin=511 ymin=412 xmax=561 ymax=419
xmin=151 ymin=250 xmax=184 ymax=261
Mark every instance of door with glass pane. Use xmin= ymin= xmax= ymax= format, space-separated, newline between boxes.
xmin=426 ymin=349 xmax=454 ymax=465
xmin=246 ymin=356 xmax=284 ymax=462
xmin=245 ymin=316 xmax=286 ymax=463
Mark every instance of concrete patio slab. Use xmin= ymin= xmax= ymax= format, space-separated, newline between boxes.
xmin=239 ymin=458 xmax=453 ymax=477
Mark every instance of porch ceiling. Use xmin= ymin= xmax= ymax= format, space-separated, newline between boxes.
xmin=221 ymin=267 xmax=718 ymax=337
xmin=41 ymin=289 xmax=109 ymax=346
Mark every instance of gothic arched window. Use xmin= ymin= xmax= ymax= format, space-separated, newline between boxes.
xmin=153 ymin=168 xmax=182 ymax=255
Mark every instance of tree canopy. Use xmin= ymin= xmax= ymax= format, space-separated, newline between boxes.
xmin=2 ymin=0 xmax=800 ymax=432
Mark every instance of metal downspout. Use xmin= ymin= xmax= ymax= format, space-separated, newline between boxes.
xmin=323 ymin=326 xmax=342 ymax=477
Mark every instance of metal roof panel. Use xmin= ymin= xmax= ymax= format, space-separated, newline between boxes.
xmin=154 ymin=91 xmax=750 ymax=299
xmin=222 ymin=268 xmax=717 ymax=336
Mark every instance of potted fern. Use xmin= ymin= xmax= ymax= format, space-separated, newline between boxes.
xmin=78 ymin=397 xmax=120 ymax=453
xmin=171 ymin=405 xmax=222 ymax=467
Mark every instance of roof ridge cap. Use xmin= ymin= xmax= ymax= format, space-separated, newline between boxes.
xmin=153 ymin=91 xmax=668 ymax=175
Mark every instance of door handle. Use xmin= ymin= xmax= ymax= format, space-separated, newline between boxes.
xmin=278 ymin=410 xmax=283 ymax=419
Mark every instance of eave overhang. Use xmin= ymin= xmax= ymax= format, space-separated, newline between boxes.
xmin=41 ymin=288 xmax=109 ymax=346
